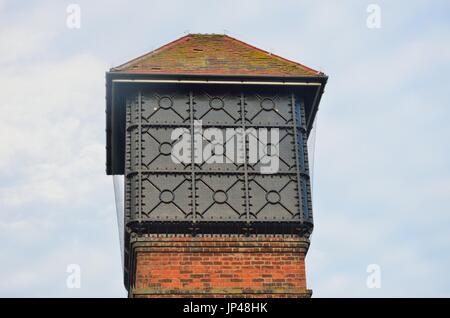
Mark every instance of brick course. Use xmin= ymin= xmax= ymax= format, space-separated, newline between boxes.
xmin=127 ymin=234 xmax=311 ymax=298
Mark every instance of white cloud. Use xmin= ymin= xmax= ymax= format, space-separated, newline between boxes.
xmin=0 ymin=3 xmax=125 ymax=297
xmin=306 ymin=18 xmax=450 ymax=295
xmin=0 ymin=54 xmax=108 ymax=206
xmin=0 ymin=26 xmax=54 ymax=64
xmin=0 ymin=1 xmax=60 ymax=65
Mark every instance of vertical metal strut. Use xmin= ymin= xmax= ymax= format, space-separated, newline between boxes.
xmin=189 ymin=91 xmax=197 ymax=223
xmin=291 ymin=93 xmax=304 ymax=223
xmin=138 ymin=91 xmax=143 ymax=222
xmin=240 ymin=93 xmax=250 ymax=223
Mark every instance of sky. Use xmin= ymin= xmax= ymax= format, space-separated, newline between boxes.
xmin=0 ymin=0 xmax=449 ymax=297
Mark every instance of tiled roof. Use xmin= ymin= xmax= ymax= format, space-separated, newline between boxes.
xmin=111 ymin=34 xmax=322 ymax=77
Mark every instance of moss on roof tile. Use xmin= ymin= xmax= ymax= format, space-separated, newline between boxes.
xmin=112 ymin=34 xmax=321 ymax=77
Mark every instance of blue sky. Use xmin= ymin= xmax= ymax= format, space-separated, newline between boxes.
xmin=0 ymin=0 xmax=449 ymax=297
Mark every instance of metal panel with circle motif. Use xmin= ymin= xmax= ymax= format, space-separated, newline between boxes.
xmin=124 ymin=86 xmax=312 ymax=231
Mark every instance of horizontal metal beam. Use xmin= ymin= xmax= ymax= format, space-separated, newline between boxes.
xmin=113 ymin=78 xmax=322 ymax=86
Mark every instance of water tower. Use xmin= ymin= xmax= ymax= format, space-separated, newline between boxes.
xmin=106 ymin=34 xmax=327 ymax=297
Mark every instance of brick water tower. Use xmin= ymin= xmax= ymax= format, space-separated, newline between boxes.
xmin=106 ymin=34 xmax=327 ymax=298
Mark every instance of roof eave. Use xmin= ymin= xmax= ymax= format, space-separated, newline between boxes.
xmin=105 ymin=71 xmax=328 ymax=175
xmin=107 ymin=70 xmax=327 ymax=82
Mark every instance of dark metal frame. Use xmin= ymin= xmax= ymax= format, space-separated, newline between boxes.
xmin=124 ymin=86 xmax=313 ymax=236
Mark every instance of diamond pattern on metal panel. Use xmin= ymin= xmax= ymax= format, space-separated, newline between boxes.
xmin=140 ymin=91 xmax=190 ymax=125
xmin=246 ymin=128 xmax=296 ymax=173
xmin=124 ymin=88 xmax=312 ymax=230
xmin=197 ymin=128 xmax=244 ymax=172
xmin=248 ymin=175 xmax=299 ymax=221
xmin=193 ymin=92 xmax=241 ymax=125
xmin=139 ymin=127 xmax=190 ymax=171
xmin=196 ymin=174 xmax=246 ymax=221
xmin=140 ymin=174 xmax=193 ymax=221
xmin=245 ymin=94 xmax=292 ymax=125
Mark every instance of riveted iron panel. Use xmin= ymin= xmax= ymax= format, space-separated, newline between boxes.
xmin=194 ymin=92 xmax=242 ymax=125
xmin=124 ymin=86 xmax=313 ymax=233
xmin=248 ymin=174 xmax=299 ymax=222
xmin=245 ymin=94 xmax=293 ymax=126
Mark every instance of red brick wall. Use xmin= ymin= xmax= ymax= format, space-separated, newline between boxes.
xmin=128 ymin=234 xmax=311 ymax=298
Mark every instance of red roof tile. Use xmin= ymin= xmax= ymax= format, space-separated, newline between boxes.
xmin=111 ymin=34 xmax=322 ymax=77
